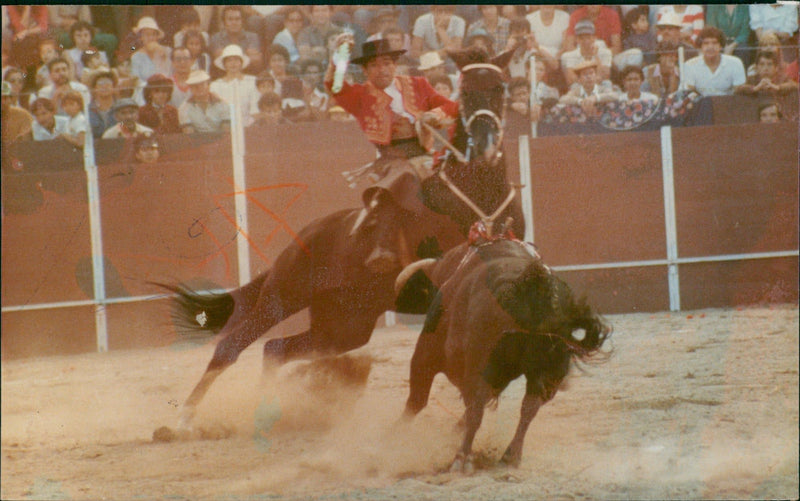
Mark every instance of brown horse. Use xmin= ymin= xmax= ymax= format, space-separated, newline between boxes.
xmin=400 ymin=238 xmax=610 ymax=472
xmin=161 ymin=47 xmax=525 ymax=430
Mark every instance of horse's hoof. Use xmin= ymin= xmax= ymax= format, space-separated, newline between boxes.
xmin=450 ymin=453 xmax=474 ymax=474
xmin=365 ymin=247 xmax=399 ymax=274
xmin=500 ymin=449 xmax=521 ymax=468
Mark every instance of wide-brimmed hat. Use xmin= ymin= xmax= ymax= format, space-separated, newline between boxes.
xmin=214 ymin=44 xmax=251 ymax=71
xmin=351 ymin=39 xmax=406 ymax=65
xmin=112 ymin=97 xmax=139 ymax=114
xmin=574 ymin=19 xmax=596 ymax=36
xmin=656 ymin=12 xmax=683 ymax=28
xmin=133 ymin=17 xmax=164 ymax=39
xmin=572 ymin=59 xmax=599 ymax=73
xmin=185 ymin=69 xmax=211 ymax=85
xmin=418 ymin=51 xmax=445 ymax=71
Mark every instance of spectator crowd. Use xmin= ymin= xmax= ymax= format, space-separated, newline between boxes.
xmin=2 ymin=4 xmax=798 ymax=151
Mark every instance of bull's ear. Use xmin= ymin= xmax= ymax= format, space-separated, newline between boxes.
xmin=490 ymin=48 xmax=517 ymax=71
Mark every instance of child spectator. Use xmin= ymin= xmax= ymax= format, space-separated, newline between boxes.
xmin=642 ymin=41 xmax=680 ymax=97
xmin=133 ymin=133 xmax=161 ymax=163
xmin=655 ymin=5 xmax=704 ymax=46
xmin=559 ymin=60 xmax=619 ymax=117
xmin=88 ymin=71 xmax=117 ymax=137
xmin=417 ymin=52 xmax=458 ymax=97
xmin=173 ymin=9 xmax=209 ymax=49
xmin=256 ymin=71 xmax=276 ymax=96
xmin=210 ymin=45 xmax=261 ymax=127
xmin=254 ymin=91 xmax=284 ymax=126
xmin=4 ymin=67 xmax=29 ymax=109
xmin=139 ymin=74 xmax=181 ymax=134
xmin=428 ymin=74 xmax=454 ymax=99
xmin=66 ymin=21 xmax=109 ymax=81
xmin=526 ymin=6 xmax=570 ymax=59
xmin=746 ymin=32 xmax=789 ymax=79
xmin=736 ymin=51 xmax=798 ymax=96
xmin=621 ymin=7 xmax=656 ymax=66
xmin=30 ymin=97 xmax=70 ymax=141
xmin=101 ymin=98 xmax=154 ymax=139
xmin=178 ymin=70 xmax=230 ymax=134
xmin=80 ymin=49 xmax=113 ymax=87
xmin=618 ymin=65 xmax=659 ymax=103
xmin=757 ymin=101 xmax=782 ymax=123
xmin=183 ymin=30 xmax=212 ymax=73
xmin=59 ymin=90 xmax=88 ymax=148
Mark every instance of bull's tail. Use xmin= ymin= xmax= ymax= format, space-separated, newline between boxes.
xmin=153 ymin=282 xmax=235 ymax=336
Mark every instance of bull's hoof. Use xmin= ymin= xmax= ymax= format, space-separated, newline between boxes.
xmin=365 ymin=247 xmax=399 ymax=274
xmin=450 ymin=453 xmax=475 ymax=474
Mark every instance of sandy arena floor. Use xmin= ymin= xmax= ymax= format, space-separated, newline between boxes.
xmin=2 ymin=305 xmax=798 ymax=500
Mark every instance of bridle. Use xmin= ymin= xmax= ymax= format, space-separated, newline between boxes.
xmin=420 ymin=62 xmax=517 ymax=237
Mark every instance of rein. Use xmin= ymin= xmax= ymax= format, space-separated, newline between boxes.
xmin=438 ymin=168 xmax=519 ymax=237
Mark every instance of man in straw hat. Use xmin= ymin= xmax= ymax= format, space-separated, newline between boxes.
xmin=101 ymin=97 xmax=154 ymax=139
xmin=324 ymin=34 xmax=459 ymax=272
xmin=558 ymin=59 xmax=619 ymax=116
xmin=178 ymin=69 xmax=230 ymax=134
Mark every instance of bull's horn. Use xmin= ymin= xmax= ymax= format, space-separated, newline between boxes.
xmin=395 ymin=258 xmax=438 ymax=294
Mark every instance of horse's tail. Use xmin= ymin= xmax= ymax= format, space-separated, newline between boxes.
xmin=152 ymin=282 xmax=236 ymax=336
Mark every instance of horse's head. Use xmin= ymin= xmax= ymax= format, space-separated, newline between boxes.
xmin=448 ymin=47 xmax=516 ymax=165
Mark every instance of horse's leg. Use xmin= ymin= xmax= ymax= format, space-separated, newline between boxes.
xmin=500 ymin=392 xmax=545 ymax=467
xmin=179 ymin=283 xmax=306 ymax=429
xmin=262 ymin=289 xmax=384 ymax=365
xmin=451 ymin=382 xmax=492 ymax=474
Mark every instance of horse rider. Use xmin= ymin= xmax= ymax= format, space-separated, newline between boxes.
xmin=324 ymin=34 xmax=459 ymax=272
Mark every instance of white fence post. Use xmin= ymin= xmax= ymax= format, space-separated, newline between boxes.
xmin=517 ymin=135 xmax=535 ymax=243
xmin=660 ymin=126 xmax=681 ymax=311
xmin=231 ymin=80 xmax=251 ymax=286
xmin=83 ymin=104 xmax=108 ymax=352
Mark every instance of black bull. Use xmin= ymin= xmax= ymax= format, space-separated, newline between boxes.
xmin=400 ymin=239 xmax=611 ymax=471
xmin=159 ymin=47 xmax=525 ymax=430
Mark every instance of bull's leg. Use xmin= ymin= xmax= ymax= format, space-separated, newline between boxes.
xmin=451 ymin=382 xmax=492 ymax=474
xmin=500 ymin=392 xmax=545 ymax=467
xmin=403 ymin=296 xmax=447 ymax=418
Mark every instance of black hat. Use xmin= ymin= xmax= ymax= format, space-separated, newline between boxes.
xmin=351 ymin=39 xmax=406 ymax=65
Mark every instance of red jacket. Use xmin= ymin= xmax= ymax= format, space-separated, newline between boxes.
xmin=327 ymin=75 xmax=458 ymax=147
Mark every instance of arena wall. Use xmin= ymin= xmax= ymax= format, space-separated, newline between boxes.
xmin=2 ymin=120 xmax=797 ymax=359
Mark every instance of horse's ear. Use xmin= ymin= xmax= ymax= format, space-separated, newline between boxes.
xmin=490 ymin=48 xmax=517 ymax=71
xmin=446 ymin=49 xmax=471 ymax=70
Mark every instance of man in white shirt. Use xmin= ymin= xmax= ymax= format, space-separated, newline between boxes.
xmin=683 ymin=27 xmax=746 ymax=96
xmin=560 ymin=20 xmax=612 ymax=86
xmin=411 ymin=5 xmax=466 ymax=60
xmin=37 ymin=57 xmax=91 ymax=115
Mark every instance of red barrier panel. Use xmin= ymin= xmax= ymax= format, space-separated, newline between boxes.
xmin=2 ymin=120 xmax=797 ymax=358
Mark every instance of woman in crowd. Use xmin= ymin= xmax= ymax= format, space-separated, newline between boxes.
xmin=138 ymin=73 xmax=181 ymax=134
xmin=183 ymin=29 xmax=211 ymax=73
